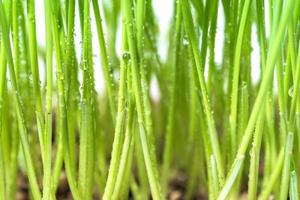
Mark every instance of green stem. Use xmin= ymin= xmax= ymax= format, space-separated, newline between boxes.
xmin=27 ymin=0 xmax=45 ymax=157
xmin=43 ymin=0 xmax=53 ymax=198
xmin=103 ymin=17 xmax=128 ymax=199
xmin=218 ymin=0 xmax=294 ymax=198
xmin=49 ymin=0 xmax=81 ymax=198
xmin=161 ymin=0 xmax=182 ymax=194
xmin=92 ymin=0 xmax=116 ymax=120
xmin=0 ymin=1 xmax=41 ymax=199
xmin=78 ymin=0 xmax=95 ymax=198
xmin=123 ymin=0 xmax=162 ymax=198
xmin=0 ymin=39 xmax=7 ymax=200
xmin=229 ymin=0 xmax=252 ymax=157
xmin=181 ymin=0 xmax=224 ymax=184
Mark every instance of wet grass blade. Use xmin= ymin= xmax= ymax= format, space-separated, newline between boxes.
xmin=0 ymin=1 xmax=41 ymax=199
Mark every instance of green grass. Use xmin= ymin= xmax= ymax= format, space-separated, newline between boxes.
xmin=0 ymin=0 xmax=300 ymax=199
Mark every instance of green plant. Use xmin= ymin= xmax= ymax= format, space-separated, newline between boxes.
xmin=0 ymin=0 xmax=299 ymax=199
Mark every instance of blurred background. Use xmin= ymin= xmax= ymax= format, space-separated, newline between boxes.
xmin=34 ymin=0 xmax=266 ymax=99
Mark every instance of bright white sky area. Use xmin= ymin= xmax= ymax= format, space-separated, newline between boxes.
xmin=34 ymin=0 xmax=269 ymax=97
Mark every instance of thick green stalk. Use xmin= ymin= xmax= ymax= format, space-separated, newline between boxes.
xmin=280 ymin=133 xmax=294 ymax=199
xmin=181 ymin=0 xmax=224 ymax=184
xmin=78 ymin=0 xmax=95 ymax=198
xmin=189 ymin=45 xmax=215 ymax=198
xmin=289 ymin=170 xmax=299 ymax=200
xmin=0 ymin=3 xmax=10 ymax=187
xmin=123 ymin=0 xmax=162 ymax=198
xmin=103 ymin=18 xmax=128 ymax=199
xmin=112 ymin=95 xmax=135 ymax=199
xmin=12 ymin=0 xmax=20 ymax=85
xmin=288 ymin=42 xmax=300 ymax=125
xmin=49 ymin=0 xmax=81 ymax=198
xmin=218 ymin=0 xmax=294 ymax=198
xmin=52 ymin=0 xmax=78 ymax=191
xmin=136 ymin=3 xmax=160 ymax=190
xmin=221 ymin=0 xmax=238 ymax=164
xmin=248 ymin=113 xmax=265 ymax=200
xmin=134 ymin=127 xmax=149 ymax=199
xmin=229 ymin=0 xmax=252 ymax=157
xmin=119 ymin=142 xmax=135 ymax=199
xmin=0 ymin=147 xmax=5 ymax=200
xmin=199 ymin=0 xmax=210 ymax=68
xmin=0 ymin=1 xmax=10 ymax=192
xmin=102 ymin=0 xmax=120 ymax=68
xmin=10 ymin=7 xmax=26 ymax=198
xmin=0 ymin=40 xmax=7 ymax=200
xmin=207 ymin=0 xmax=219 ymax=93
xmin=0 ymin=1 xmax=41 ymax=199
xmin=185 ymin=65 xmax=202 ymax=200
xmin=92 ymin=0 xmax=116 ymax=119
xmin=43 ymin=0 xmax=53 ymax=198
xmin=257 ymin=0 xmax=276 ymax=187
xmin=136 ymin=0 xmax=155 ymax=160
xmin=65 ymin=0 xmax=76 ymax=172
xmin=280 ymin=39 xmax=300 ymax=200
xmin=247 ymin=2 xmax=268 ymax=197
xmin=27 ymin=0 xmax=44 ymax=151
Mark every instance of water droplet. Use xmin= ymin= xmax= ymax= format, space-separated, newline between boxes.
xmin=283 ymin=62 xmax=287 ymax=68
xmin=28 ymin=74 xmax=33 ymax=82
xmin=183 ymin=35 xmax=189 ymax=46
xmin=288 ymin=86 xmax=294 ymax=97
xmin=241 ymin=81 xmax=247 ymax=89
xmin=122 ymin=51 xmax=131 ymax=61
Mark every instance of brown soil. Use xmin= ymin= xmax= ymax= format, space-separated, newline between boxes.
xmin=16 ymin=171 xmax=208 ymax=200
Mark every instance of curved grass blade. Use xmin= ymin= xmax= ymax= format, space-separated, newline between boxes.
xmin=181 ymin=0 xmax=224 ymax=184
xmin=218 ymin=0 xmax=295 ymax=198
xmin=123 ymin=0 xmax=162 ymax=198
xmin=48 ymin=0 xmax=81 ymax=198
xmin=92 ymin=0 xmax=116 ymax=120
xmin=102 ymin=8 xmax=129 ymax=199
xmin=0 ymin=1 xmax=41 ymax=199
